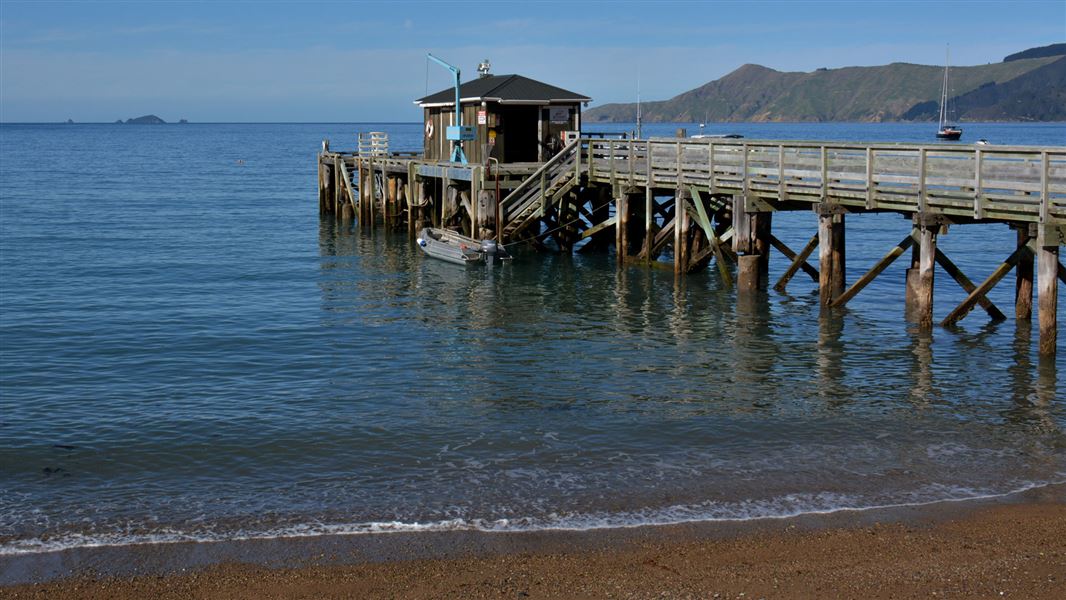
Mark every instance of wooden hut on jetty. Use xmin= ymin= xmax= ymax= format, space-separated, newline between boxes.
xmin=318 ymin=60 xmax=1065 ymax=356
xmin=418 ymin=63 xmax=590 ymax=165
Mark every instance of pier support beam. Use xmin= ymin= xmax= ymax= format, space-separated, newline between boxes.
xmin=359 ymin=164 xmax=369 ymax=226
xmin=330 ymin=162 xmax=338 ymax=217
xmin=1037 ymin=228 xmax=1059 ymax=356
xmin=317 ymin=159 xmax=327 ymax=216
xmin=732 ymin=195 xmax=772 ymax=289
xmin=934 ymin=247 xmax=1007 ymax=322
xmin=340 ymin=193 xmax=354 ymax=222
xmin=753 ymin=213 xmax=772 ymax=284
xmin=674 ymin=190 xmax=691 ymax=275
xmin=737 ymin=255 xmax=761 ymax=292
xmin=905 ymin=242 xmax=920 ymax=316
xmin=817 ymin=208 xmax=846 ymax=306
xmin=831 ymin=233 xmax=915 ymax=308
xmin=1016 ymin=226 xmax=1034 ymax=320
xmin=644 ymin=186 xmax=653 ymax=263
xmin=477 ymin=189 xmax=496 ymax=240
xmin=773 ymin=234 xmax=819 ymax=292
xmin=616 ymin=192 xmax=629 ymax=265
xmin=367 ymin=162 xmax=378 ymax=229
xmin=407 ymin=164 xmax=419 ymax=238
xmin=578 ymin=186 xmax=612 ymax=254
xmin=915 ymin=224 xmax=937 ymax=329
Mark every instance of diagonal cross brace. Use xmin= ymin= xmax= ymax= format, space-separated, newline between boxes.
xmin=941 ymin=241 xmax=1034 ymax=326
xmin=830 ymin=232 xmax=915 ymax=307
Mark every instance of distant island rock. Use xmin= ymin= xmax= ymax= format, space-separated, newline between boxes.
xmin=120 ymin=115 xmax=166 ymax=124
xmin=66 ymin=119 xmax=74 ymax=124
xmin=585 ymin=43 xmax=1066 ymax=123
xmin=179 ymin=119 xmax=188 ymax=124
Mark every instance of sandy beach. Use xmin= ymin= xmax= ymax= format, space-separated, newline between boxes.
xmin=3 ymin=493 xmax=1065 ymax=600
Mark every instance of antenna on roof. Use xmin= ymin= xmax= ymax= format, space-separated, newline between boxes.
xmin=477 ymin=59 xmax=492 ymax=78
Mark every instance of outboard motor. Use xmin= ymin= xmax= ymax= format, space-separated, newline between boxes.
xmin=479 ymin=239 xmax=512 ymax=262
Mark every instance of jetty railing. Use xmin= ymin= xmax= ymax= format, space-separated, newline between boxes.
xmin=584 ymin=138 xmax=1066 ymax=225
xmin=357 ymin=132 xmax=389 ymax=156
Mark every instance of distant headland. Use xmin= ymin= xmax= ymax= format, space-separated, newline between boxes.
xmin=112 ymin=115 xmax=189 ymax=124
xmin=585 ymin=43 xmax=1066 ymax=123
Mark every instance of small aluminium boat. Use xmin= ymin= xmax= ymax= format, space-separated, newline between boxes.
xmin=416 ymin=228 xmax=510 ymax=266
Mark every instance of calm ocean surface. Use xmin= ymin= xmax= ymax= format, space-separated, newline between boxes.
xmin=1 ymin=121 xmax=1064 ymax=555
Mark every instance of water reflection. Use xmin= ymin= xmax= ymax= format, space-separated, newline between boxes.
xmin=907 ymin=324 xmax=935 ymax=406
xmin=1002 ymin=320 xmax=1061 ymax=434
xmin=817 ymin=313 xmax=847 ymax=408
xmin=318 ymin=228 xmax=1063 ymax=422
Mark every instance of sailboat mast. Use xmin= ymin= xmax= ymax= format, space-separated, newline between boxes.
xmin=636 ymin=69 xmax=643 ymax=139
xmin=939 ymin=45 xmax=950 ymax=127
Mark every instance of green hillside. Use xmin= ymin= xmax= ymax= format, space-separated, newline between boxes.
xmin=903 ymin=56 xmax=1066 ymax=121
xmin=586 ymin=48 xmax=1065 ymax=123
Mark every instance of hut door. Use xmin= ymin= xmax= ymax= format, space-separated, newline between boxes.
xmin=542 ymin=106 xmax=573 ymax=157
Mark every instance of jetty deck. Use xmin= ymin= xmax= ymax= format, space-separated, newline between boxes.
xmin=319 ymin=135 xmax=1065 ymax=355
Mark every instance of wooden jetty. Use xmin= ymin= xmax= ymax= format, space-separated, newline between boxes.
xmin=318 ymin=70 xmax=1065 ymax=356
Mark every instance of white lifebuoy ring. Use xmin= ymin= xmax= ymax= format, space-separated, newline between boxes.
xmin=425 ymin=121 xmax=434 ymax=138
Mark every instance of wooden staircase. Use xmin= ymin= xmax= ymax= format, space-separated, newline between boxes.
xmin=499 ymin=141 xmax=582 ymax=242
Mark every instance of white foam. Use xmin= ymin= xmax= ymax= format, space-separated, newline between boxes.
xmin=2 ymin=479 xmax=1062 ymax=556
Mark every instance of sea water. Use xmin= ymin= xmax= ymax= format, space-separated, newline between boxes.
xmin=1 ymin=121 xmax=1063 ymax=556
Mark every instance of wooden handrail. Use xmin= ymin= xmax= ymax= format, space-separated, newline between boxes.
xmin=499 ymin=140 xmax=581 ymax=212
xmin=582 ymin=137 xmax=1066 ymax=226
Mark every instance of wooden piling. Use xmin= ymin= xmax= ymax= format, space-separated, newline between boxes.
xmin=616 ymin=193 xmax=629 ymax=265
xmin=1016 ymin=226 xmax=1034 ymax=320
xmin=406 ymin=183 xmax=416 ymax=238
xmin=389 ymin=177 xmax=399 ymax=229
xmin=732 ymin=194 xmax=751 ymax=255
xmin=355 ymin=161 xmax=364 ymax=223
xmin=330 ymin=162 xmax=338 ymax=217
xmin=1037 ymin=228 xmax=1059 ymax=356
xmin=470 ymin=167 xmax=481 ymax=238
xmin=674 ymin=190 xmax=690 ymax=274
xmin=644 ymin=185 xmax=653 ymax=263
xmin=738 ymin=255 xmax=761 ymax=292
xmin=831 ymin=214 xmax=846 ymax=299
xmin=752 ymin=212 xmax=772 ymax=284
xmin=317 ymin=160 xmax=326 ymax=215
xmin=367 ymin=160 xmax=376 ymax=229
xmin=406 ymin=163 xmax=418 ymax=238
xmin=904 ymin=240 xmax=920 ymax=315
xmin=916 ymin=224 xmax=937 ymax=329
xmin=818 ymin=209 xmax=845 ymax=306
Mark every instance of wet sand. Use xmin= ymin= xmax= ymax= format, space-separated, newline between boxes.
xmin=3 ymin=494 xmax=1065 ymax=599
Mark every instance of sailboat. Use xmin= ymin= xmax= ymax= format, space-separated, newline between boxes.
xmin=936 ymin=46 xmax=963 ymax=140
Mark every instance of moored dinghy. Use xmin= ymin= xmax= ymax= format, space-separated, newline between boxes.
xmin=417 ymin=228 xmax=484 ymax=265
xmin=417 ymin=228 xmax=511 ymax=266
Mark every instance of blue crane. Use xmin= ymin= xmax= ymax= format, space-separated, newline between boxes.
xmin=427 ymin=53 xmax=474 ymax=164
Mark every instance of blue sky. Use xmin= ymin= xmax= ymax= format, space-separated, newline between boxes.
xmin=1 ymin=0 xmax=1063 ymax=122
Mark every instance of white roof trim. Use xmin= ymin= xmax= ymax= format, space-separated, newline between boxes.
xmin=417 ymin=96 xmax=591 ymax=108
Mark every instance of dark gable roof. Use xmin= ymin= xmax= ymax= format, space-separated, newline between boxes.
xmin=417 ymin=74 xmax=591 ymax=106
